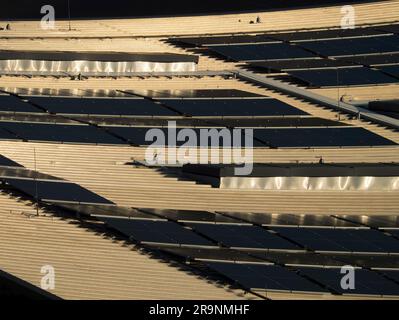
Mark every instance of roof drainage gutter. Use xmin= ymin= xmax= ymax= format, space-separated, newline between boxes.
xmin=235 ymin=69 xmax=399 ymax=131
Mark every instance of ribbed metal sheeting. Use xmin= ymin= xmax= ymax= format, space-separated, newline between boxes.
xmin=0 ymin=59 xmax=197 ymax=75
xmin=0 ymin=51 xmax=198 ymax=75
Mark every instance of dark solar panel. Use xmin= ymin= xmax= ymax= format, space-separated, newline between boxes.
xmin=335 ymin=54 xmax=399 ymax=66
xmin=106 ymin=126 xmax=396 ymax=147
xmin=0 ymin=122 xmax=394 ymax=147
xmin=253 ymin=127 xmax=396 ymax=147
xmin=162 ymin=246 xmax=339 ymax=265
xmin=58 ymin=203 xmax=157 ymax=219
xmin=271 ymin=228 xmax=349 ymax=253
xmin=138 ymin=208 xmax=240 ymax=223
xmin=26 ymin=97 xmax=177 ymax=117
xmin=159 ymin=98 xmax=308 ymax=117
xmin=159 ymin=246 xmax=399 ymax=269
xmin=0 ymin=122 xmax=124 ymax=145
xmin=124 ymin=89 xmax=264 ymax=98
xmin=0 ymin=127 xmax=20 ymax=140
xmin=160 ymin=247 xmax=267 ymax=263
xmin=269 ymin=28 xmax=388 ymax=42
xmin=289 ymin=67 xmax=399 ymax=87
xmin=379 ymin=111 xmax=399 ymax=120
xmin=272 ymin=227 xmax=399 ymax=253
xmin=0 ymin=95 xmax=41 ymax=113
xmin=257 ymin=252 xmax=399 ymax=269
xmin=104 ymin=126 xmax=265 ymax=147
xmin=377 ymin=65 xmax=399 ymax=78
xmin=376 ymin=24 xmax=399 ymax=34
xmin=300 ymin=35 xmax=399 ymax=56
xmin=387 ymin=230 xmax=399 ymax=238
xmin=174 ymin=35 xmax=273 ymax=46
xmin=210 ymin=43 xmax=316 ymax=61
xmin=208 ymin=262 xmax=326 ymax=292
xmin=250 ymin=58 xmax=354 ymax=72
xmin=382 ymin=270 xmax=399 ymax=283
xmin=0 ymin=155 xmax=22 ymax=167
xmin=298 ymin=267 xmax=399 ymax=296
xmin=3 ymin=178 xmax=113 ymax=204
xmin=368 ymin=100 xmax=399 ymax=113
xmin=99 ymin=217 xmax=214 ymax=246
xmin=188 ymin=223 xmax=299 ymax=250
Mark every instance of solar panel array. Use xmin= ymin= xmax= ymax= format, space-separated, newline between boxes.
xmin=0 ymin=121 xmax=394 ymax=147
xmin=170 ymin=23 xmax=399 ymax=87
xmin=0 ymin=85 xmax=396 ymax=148
xmin=250 ymin=58 xmax=355 ymax=72
xmin=99 ymin=216 xmax=214 ymax=246
xmin=378 ymin=64 xmax=399 ymax=78
xmin=289 ymin=67 xmax=399 ymax=87
xmin=300 ymin=35 xmax=399 ymax=57
xmin=90 ymin=207 xmax=399 ymax=297
xmin=188 ymin=223 xmax=299 ymax=250
xmin=207 ymin=262 xmax=327 ymax=293
xmin=336 ymin=53 xmax=399 ymax=66
xmin=27 ymin=97 xmax=179 ymax=117
xmin=3 ymin=168 xmax=398 ymax=297
xmin=210 ymin=43 xmax=316 ymax=61
xmin=0 ymin=122 xmax=125 ymax=145
xmin=298 ymin=267 xmax=399 ymax=296
xmin=250 ymin=127 xmax=395 ymax=147
xmin=1 ymin=162 xmax=398 ymax=298
xmin=272 ymin=227 xmax=399 ymax=253
xmin=3 ymin=92 xmax=311 ymax=118
xmin=0 ymin=95 xmax=42 ymax=113
xmin=158 ymin=98 xmax=308 ymax=117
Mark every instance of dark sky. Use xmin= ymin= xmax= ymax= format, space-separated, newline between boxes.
xmin=0 ymin=0 xmax=384 ymax=19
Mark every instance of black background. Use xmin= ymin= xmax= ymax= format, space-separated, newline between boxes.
xmin=1 ymin=0 xmax=386 ymax=19
xmin=1 ymin=300 xmax=396 ymax=319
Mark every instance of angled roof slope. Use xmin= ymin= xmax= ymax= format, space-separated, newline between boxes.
xmin=0 ymin=193 xmax=252 ymax=299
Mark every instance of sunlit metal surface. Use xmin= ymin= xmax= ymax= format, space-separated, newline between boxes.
xmin=220 ymin=176 xmax=399 ymax=191
xmin=0 ymin=87 xmax=132 ymax=97
xmin=0 ymin=59 xmax=197 ymax=75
